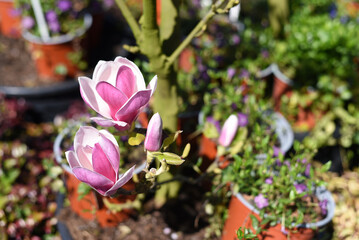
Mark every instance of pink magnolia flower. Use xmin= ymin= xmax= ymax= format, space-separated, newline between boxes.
xmin=218 ymin=114 xmax=239 ymax=147
xmin=79 ymin=57 xmax=157 ymax=131
xmin=144 ymin=113 xmax=163 ymax=151
xmin=65 ymin=126 xmax=135 ymax=196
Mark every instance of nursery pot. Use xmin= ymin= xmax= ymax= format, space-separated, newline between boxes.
xmin=0 ymin=0 xmax=21 ymax=38
xmin=222 ymin=187 xmax=335 ymax=240
xmin=22 ymin=14 xmax=92 ymax=81
xmin=53 ymin=124 xmax=146 ymax=227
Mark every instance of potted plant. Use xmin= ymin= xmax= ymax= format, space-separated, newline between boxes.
xmin=53 ymin=57 xmax=190 ymax=231
xmin=0 ymin=0 xmax=21 ymax=37
xmin=198 ymin=72 xmax=293 ymax=170
xmin=14 ymin=0 xmax=93 ymax=81
xmin=221 ymin=142 xmax=335 ymax=240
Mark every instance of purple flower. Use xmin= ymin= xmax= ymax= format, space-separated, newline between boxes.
xmin=57 ymin=0 xmax=72 ymax=11
xmin=237 ymin=113 xmax=248 ymax=127
xmin=239 ymin=69 xmax=250 ymax=79
xmin=340 ymin=16 xmax=349 ymax=24
xmin=231 ymin=35 xmax=241 ymax=45
xmin=304 ymin=164 xmax=311 ymax=177
xmin=319 ymin=199 xmax=328 ymax=215
xmin=265 ymin=177 xmax=273 ymax=184
xmin=273 ymin=146 xmax=282 ymax=157
xmin=275 ymin=159 xmax=282 ymax=166
xmin=261 ymin=50 xmax=269 ymax=59
xmin=294 ymin=183 xmax=307 ymax=194
xmin=227 ymin=67 xmax=236 ymax=79
xmin=329 ymin=3 xmax=337 ymax=19
xmin=284 ymin=160 xmax=290 ymax=168
xmin=48 ymin=21 xmax=60 ymax=33
xmin=21 ymin=16 xmax=35 ymax=29
xmin=206 ymin=116 xmax=221 ymax=134
xmin=254 ymin=194 xmax=269 ymax=209
xmin=10 ymin=8 xmax=21 ymax=17
xmin=103 ymin=0 xmax=114 ymax=8
xmin=46 ymin=10 xmax=58 ymax=22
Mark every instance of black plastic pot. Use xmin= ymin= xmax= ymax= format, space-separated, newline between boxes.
xmin=0 ymin=80 xmax=81 ymax=122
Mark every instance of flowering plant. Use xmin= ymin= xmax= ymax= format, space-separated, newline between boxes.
xmin=62 ymin=57 xmax=188 ymax=199
xmin=221 ymin=142 xmax=332 ymax=238
xmin=200 ymin=73 xmax=281 ymax=158
xmin=14 ymin=0 xmax=91 ymax=37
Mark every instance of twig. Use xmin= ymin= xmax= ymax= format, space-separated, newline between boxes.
xmin=115 ymin=0 xmax=141 ymax=42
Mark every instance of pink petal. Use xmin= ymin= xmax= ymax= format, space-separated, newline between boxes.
xmin=147 ymin=75 xmax=157 ymax=97
xmin=144 ymin=113 xmax=163 ymax=151
xmin=90 ymin=117 xmax=129 ymax=130
xmin=115 ymin=89 xmax=151 ymax=124
xmin=92 ymin=143 xmax=116 ymax=182
xmin=105 ymin=165 xmax=136 ymax=196
xmin=72 ymin=167 xmax=114 ymax=196
xmin=219 ymin=114 xmax=239 ymax=147
xmin=78 ymin=76 xmax=111 ymax=118
xmin=65 ymin=151 xmax=80 ymax=169
xmin=116 ymin=66 xmax=137 ymax=98
xmin=98 ymin=132 xmax=120 ymax=176
xmin=96 ymin=82 xmax=128 ymax=119
xmin=93 ymin=60 xmax=112 ymax=83
xmin=114 ymin=57 xmax=146 ymax=90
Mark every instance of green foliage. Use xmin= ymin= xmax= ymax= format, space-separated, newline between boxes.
xmin=222 ymin=143 xmax=329 ymax=231
xmin=14 ymin=0 xmax=91 ymax=37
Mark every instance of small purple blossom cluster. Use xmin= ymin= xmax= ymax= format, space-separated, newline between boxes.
xmin=17 ymin=0 xmax=85 ymax=36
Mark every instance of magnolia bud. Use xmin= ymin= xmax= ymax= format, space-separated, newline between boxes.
xmin=218 ymin=114 xmax=239 ymax=147
xmin=144 ymin=113 xmax=163 ymax=151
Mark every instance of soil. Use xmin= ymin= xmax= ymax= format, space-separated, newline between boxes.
xmin=58 ymin=182 xmax=221 ymax=240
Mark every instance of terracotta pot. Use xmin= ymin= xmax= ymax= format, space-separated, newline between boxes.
xmin=64 ymin=171 xmax=136 ymax=227
xmin=222 ymin=188 xmax=335 ymax=240
xmin=22 ymin=14 xmax=92 ymax=81
xmin=0 ymin=0 xmax=21 ymax=38
xmin=273 ymin=75 xmax=292 ymax=111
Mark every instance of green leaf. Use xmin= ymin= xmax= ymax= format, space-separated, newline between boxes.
xmin=181 ymin=143 xmax=191 ymax=158
xmin=77 ymin=182 xmax=92 ymax=200
xmin=250 ymin=215 xmax=260 ymax=232
xmin=320 ymin=161 xmax=331 ymax=173
xmin=289 ymin=189 xmax=296 ymax=200
xmin=162 ymin=131 xmax=182 ymax=150
xmin=153 ymin=152 xmax=184 ymax=165
xmin=128 ymin=132 xmax=145 ymax=146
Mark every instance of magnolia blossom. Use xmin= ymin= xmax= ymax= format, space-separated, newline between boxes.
xmin=79 ymin=57 xmax=157 ymax=130
xmin=218 ymin=114 xmax=239 ymax=147
xmin=144 ymin=113 xmax=163 ymax=151
xmin=65 ymin=126 xmax=135 ymax=196
xmin=254 ymin=194 xmax=269 ymax=209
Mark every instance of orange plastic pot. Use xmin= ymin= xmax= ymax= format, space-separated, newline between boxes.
xmin=222 ymin=195 xmax=315 ymax=240
xmin=64 ymin=171 xmax=136 ymax=227
xmin=0 ymin=0 xmax=21 ymax=38
xmin=222 ymin=188 xmax=335 ymax=240
xmin=273 ymin=75 xmax=292 ymax=111
xmin=28 ymin=41 xmax=80 ymax=81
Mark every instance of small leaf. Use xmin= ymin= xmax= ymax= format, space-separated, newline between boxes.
xmin=153 ymin=152 xmax=185 ymax=165
xmin=289 ymin=189 xmax=296 ymax=200
xmin=320 ymin=161 xmax=331 ymax=173
xmin=162 ymin=130 xmax=182 ymax=150
xmin=181 ymin=143 xmax=191 ymax=158
xmin=250 ymin=215 xmax=260 ymax=232
xmin=128 ymin=133 xmax=145 ymax=146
